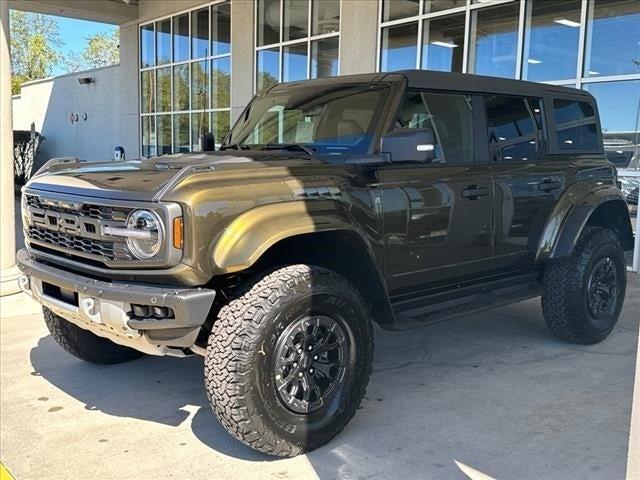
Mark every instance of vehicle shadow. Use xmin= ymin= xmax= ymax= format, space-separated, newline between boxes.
xmin=29 ymin=336 xmax=272 ymax=462
xmin=29 ymin=275 xmax=639 ymax=478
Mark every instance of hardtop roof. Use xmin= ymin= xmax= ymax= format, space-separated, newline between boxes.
xmin=395 ymin=70 xmax=586 ymax=98
xmin=270 ymin=69 xmax=592 ymax=101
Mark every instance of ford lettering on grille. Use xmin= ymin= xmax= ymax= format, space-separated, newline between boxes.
xmin=24 ymin=194 xmax=133 ymax=263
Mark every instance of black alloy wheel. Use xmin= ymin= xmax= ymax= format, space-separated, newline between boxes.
xmin=274 ymin=315 xmax=348 ymax=414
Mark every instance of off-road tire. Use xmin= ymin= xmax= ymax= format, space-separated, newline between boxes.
xmin=542 ymin=226 xmax=627 ymax=344
xmin=43 ymin=307 xmax=143 ymax=364
xmin=204 ymin=264 xmax=374 ymax=457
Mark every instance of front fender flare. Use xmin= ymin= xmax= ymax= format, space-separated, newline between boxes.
xmin=536 ymin=181 xmax=629 ymax=262
xmin=212 ymin=201 xmax=358 ymax=273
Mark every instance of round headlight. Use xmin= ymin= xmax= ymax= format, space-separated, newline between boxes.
xmin=126 ymin=210 xmax=163 ymax=260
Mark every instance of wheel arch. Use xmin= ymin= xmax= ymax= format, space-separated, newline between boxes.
xmin=244 ymin=230 xmax=393 ymax=327
xmin=210 ymin=202 xmax=394 ymax=326
xmin=537 ymin=183 xmax=633 ymax=262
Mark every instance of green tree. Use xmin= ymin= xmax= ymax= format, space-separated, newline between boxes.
xmin=65 ymin=29 xmax=119 ymax=73
xmin=10 ymin=11 xmax=63 ymax=94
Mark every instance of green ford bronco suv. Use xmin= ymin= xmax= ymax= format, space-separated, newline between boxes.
xmin=18 ymin=70 xmax=634 ymax=457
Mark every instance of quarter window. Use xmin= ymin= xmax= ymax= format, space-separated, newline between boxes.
xmin=395 ymin=91 xmax=474 ymax=164
xmin=485 ymin=96 xmax=544 ymax=162
xmin=552 ymin=99 xmax=599 ymax=151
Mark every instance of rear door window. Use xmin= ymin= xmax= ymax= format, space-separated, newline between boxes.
xmin=395 ymin=91 xmax=474 ymax=164
xmin=485 ymin=95 xmax=544 ymax=162
xmin=552 ymin=98 xmax=599 ymax=151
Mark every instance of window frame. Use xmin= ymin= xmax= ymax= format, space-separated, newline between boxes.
xmin=384 ymin=87 xmax=486 ymax=166
xmin=138 ymin=0 xmax=232 ymax=157
xmin=254 ymin=0 xmax=342 ymax=93
xmin=543 ymin=91 xmax=603 ymax=155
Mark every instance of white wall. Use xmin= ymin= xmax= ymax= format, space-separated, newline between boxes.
xmin=12 ymin=63 xmax=139 ymax=166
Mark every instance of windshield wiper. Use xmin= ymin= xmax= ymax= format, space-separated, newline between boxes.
xmin=220 ymin=143 xmax=251 ymax=151
xmin=261 ymin=143 xmax=316 ymax=156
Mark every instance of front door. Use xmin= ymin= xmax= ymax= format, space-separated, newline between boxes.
xmin=378 ymin=90 xmax=493 ymax=295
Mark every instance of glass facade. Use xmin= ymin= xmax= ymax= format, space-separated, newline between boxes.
xmin=523 ymin=0 xmax=581 ymax=82
xmin=255 ymin=0 xmax=340 ymax=92
xmin=469 ymin=2 xmax=519 ymax=78
xmin=378 ymin=0 xmax=640 ymax=168
xmin=139 ymin=1 xmax=231 ymax=156
xmin=421 ymin=13 xmax=465 ymax=72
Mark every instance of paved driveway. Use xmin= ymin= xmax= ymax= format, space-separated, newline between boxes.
xmin=1 ymin=275 xmax=638 ymax=480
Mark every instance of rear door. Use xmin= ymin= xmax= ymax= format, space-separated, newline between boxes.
xmin=377 ymin=90 xmax=493 ymax=295
xmin=485 ymin=94 xmax=568 ymax=272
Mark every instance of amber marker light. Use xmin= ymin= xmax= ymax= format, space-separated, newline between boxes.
xmin=173 ymin=217 xmax=184 ymax=249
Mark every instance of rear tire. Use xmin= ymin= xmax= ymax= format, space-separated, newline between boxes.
xmin=43 ymin=307 xmax=143 ymax=364
xmin=541 ymin=226 xmax=627 ymax=344
xmin=204 ymin=264 xmax=373 ymax=457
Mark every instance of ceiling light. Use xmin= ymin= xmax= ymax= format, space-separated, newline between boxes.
xmin=564 ymin=139 xmax=574 ymax=144
xmin=528 ymin=59 xmax=542 ymax=64
xmin=589 ymin=70 xmax=600 ymax=75
xmin=554 ymin=18 xmax=581 ymax=28
xmin=431 ymin=41 xmax=458 ymax=48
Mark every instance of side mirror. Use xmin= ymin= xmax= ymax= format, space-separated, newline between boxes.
xmin=381 ymin=128 xmax=435 ymax=163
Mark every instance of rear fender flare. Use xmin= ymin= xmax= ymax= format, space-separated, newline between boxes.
xmin=536 ymin=181 xmax=631 ymax=261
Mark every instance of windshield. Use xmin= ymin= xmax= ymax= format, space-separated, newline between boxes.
xmin=225 ymin=84 xmax=389 ymax=155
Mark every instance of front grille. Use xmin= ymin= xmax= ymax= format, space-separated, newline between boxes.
xmin=25 ymin=194 xmax=130 ymax=221
xmin=24 ymin=193 xmax=134 ymax=264
xmin=27 ymin=226 xmax=133 ymax=261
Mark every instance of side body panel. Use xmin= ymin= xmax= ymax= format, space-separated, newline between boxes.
xmin=163 ymin=165 xmax=385 ymax=280
xmin=490 ymin=159 xmax=570 ymax=272
xmin=377 ymin=164 xmax=493 ymax=295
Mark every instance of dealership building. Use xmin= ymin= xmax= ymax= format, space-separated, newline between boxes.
xmin=1 ymin=0 xmax=639 ymax=289
xmin=5 ymin=0 xmax=639 ymax=163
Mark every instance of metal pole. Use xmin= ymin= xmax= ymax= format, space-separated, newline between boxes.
xmin=633 ymin=214 xmax=639 ymax=273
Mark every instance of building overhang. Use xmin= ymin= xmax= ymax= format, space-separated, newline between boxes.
xmin=8 ymin=0 xmax=138 ymax=25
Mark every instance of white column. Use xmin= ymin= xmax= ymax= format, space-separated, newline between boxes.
xmin=0 ymin=1 xmax=20 ymax=296
xmin=338 ymin=0 xmax=379 ymax=75
xmin=230 ymin=0 xmax=254 ymax=123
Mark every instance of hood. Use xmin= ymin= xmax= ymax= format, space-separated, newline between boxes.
xmin=25 ymin=151 xmax=328 ymax=201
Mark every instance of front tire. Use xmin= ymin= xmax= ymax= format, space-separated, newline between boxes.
xmin=542 ymin=226 xmax=627 ymax=344
xmin=43 ymin=307 xmax=143 ymax=364
xmin=204 ymin=265 xmax=373 ymax=457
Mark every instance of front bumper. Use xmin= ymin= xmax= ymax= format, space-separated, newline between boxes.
xmin=17 ymin=249 xmax=216 ymax=356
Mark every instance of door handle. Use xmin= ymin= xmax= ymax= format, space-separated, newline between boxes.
xmin=538 ymin=179 xmax=561 ymax=192
xmin=461 ymin=185 xmax=489 ymax=200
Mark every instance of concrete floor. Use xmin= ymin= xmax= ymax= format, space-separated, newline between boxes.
xmin=1 ymin=276 xmax=638 ymax=480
